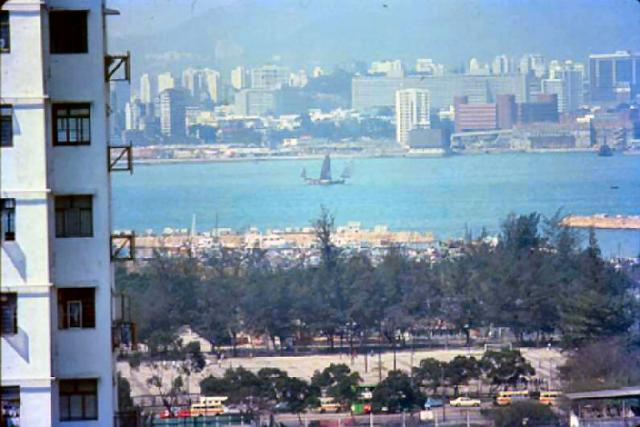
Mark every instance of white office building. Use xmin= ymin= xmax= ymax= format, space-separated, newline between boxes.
xmin=369 ymin=59 xmax=404 ymax=77
xmin=542 ymin=61 xmax=585 ymax=113
xmin=139 ymin=73 xmax=155 ymax=105
xmin=395 ymin=88 xmax=431 ymax=146
xmin=1 ymin=1 xmax=133 ymax=425
xmin=231 ymin=66 xmax=248 ymax=90
xmin=159 ymin=89 xmax=187 ymax=137
xmin=492 ymin=54 xmax=514 ymax=75
xmin=157 ymin=71 xmax=175 ymax=94
xmin=250 ymin=65 xmax=290 ymax=90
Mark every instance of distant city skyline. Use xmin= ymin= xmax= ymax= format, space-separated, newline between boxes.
xmin=106 ymin=0 xmax=640 ymax=75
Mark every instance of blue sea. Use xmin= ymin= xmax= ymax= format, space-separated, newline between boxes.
xmin=112 ymin=152 xmax=640 ymax=258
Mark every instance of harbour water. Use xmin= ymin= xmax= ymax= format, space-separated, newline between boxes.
xmin=112 ymin=152 xmax=640 ymax=258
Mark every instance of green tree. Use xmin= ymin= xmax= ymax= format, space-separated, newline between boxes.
xmin=412 ymin=358 xmax=445 ymax=395
xmin=560 ymin=230 xmax=637 ymax=348
xmin=480 ymin=349 xmax=535 ymax=391
xmin=311 ymin=364 xmax=362 ymax=404
xmin=485 ymin=401 xmax=558 ymax=427
xmin=444 ymin=356 xmax=481 ymax=396
xmin=372 ymin=370 xmax=422 ymax=413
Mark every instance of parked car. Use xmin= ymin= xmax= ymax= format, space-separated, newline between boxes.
xmin=273 ymin=402 xmax=291 ymax=413
xmin=449 ymin=397 xmax=481 ymax=407
xmin=424 ymin=397 xmax=444 ymax=408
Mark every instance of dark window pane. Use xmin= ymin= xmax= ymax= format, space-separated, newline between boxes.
xmin=0 ymin=105 xmax=12 ymax=147
xmin=1 ymin=386 xmax=20 ymax=424
xmin=0 ymin=11 xmax=9 ymax=52
xmin=55 ymin=196 xmax=93 ymax=237
xmin=1 ymin=293 xmax=18 ymax=335
xmin=59 ymin=379 xmax=97 ymax=421
xmin=53 ymin=104 xmax=90 ymax=145
xmin=1 ymin=198 xmax=16 ymax=241
xmin=50 ymin=11 xmax=88 ymax=54
xmin=58 ymin=288 xmax=95 ymax=329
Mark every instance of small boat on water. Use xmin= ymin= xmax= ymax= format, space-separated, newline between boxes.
xmin=598 ymin=137 xmax=613 ymax=157
xmin=301 ymin=154 xmax=351 ymax=185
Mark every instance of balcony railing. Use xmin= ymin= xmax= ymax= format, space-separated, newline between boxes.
xmin=111 ymin=232 xmax=135 ymax=261
xmin=109 ymin=144 xmax=133 ymax=173
xmin=105 ymin=51 xmax=131 ymax=82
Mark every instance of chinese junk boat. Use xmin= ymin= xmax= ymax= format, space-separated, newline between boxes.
xmin=302 ymin=154 xmax=351 ymax=185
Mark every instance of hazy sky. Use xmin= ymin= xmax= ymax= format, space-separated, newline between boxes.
xmin=106 ymin=0 xmax=640 ymax=73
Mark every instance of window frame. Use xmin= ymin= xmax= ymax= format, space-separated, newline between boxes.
xmin=1 ymin=292 xmax=18 ymax=336
xmin=52 ymin=103 xmax=91 ymax=146
xmin=1 ymin=198 xmax=16 ymax=241
xmin=1 ymin=104 xmax=12 ymax=147
xmin=54 ymin=195 xmax=94 ymax=238
xmin=0 ymin=10 xmax=9 ymax=53
xmin=59 ymin=379 xmax=98 ymax=421
xmin=49 ymin=10 xmax=88 ymax=54
xmin=58 ymin=288 xmax=95 ymax=329
xmin=0 ymin=386 xmax=20 ymax=425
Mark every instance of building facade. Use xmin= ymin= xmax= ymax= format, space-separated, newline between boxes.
xmin=159 ymin=88 xmax=187 ymax=137
xmin=589 ymin=50 xmax=640 ymax=103
xmin=1 ymin=1 xmax=130 ymax=426
xmin=395 ymin=88 xmax=430 ymax=146
xmin=250 ymin=65 xmax=289 ymax=90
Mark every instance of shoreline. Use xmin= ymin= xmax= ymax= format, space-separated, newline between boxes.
xmin=130 ymin=148 xmax=631 ymax=166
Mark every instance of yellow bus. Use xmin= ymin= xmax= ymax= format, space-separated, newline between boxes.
xmin=495 ymin=390 xmax=529 ymax=406
xmin=190 ymin=396 xmax=228 ymax=416
xmin=539 ymin=391 xmax=561 ymax=406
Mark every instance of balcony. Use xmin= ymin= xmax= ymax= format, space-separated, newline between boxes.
xmin=108 ymin=144 xmax=133 ymax=173
xmin=105 ymin=51 xmax=131 ymax=82
xmin=111 ymin=232 xmax=135 ymax=261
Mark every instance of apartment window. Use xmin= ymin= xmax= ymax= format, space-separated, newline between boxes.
xmin=0 ymin=105 xmax=12 ymax=147
xmin=0 ymin=387 xmax=20 ymax=425
xmin=59 ymin=379 xmax=97 ymax=421
xmin=1 ymin=293 xmax=17 ymax=335
xmin=58 ymin=288 xmax=95 ymax=329
xmin=55 ymin=196 xmax=93 ymax=238
xmin=53 ymin=104 xmax=91 ymax=145
xmin=50 ymin=11 xmax=88 ymax=54
xmin=1 ymin=198 xmax=16 ymax=241
xmin=0 ymin=11 xmax=9 ymax=52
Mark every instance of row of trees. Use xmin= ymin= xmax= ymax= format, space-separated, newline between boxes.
xmin=116 ymin=210 xmax=638 ymax=355
xmin=196 ymin=349 xmax=534 ymax=414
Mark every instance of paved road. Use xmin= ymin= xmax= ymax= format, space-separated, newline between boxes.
xmin=274 ymin=405 xmax=490 ymax=426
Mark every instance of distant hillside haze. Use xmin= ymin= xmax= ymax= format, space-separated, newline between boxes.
xmin=107 ymin=0 xmax=640 ymax=74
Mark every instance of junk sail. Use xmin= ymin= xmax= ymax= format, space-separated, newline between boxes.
xmin=320 ymin=154 xmax=332 ymax=181
xmin=301 ymin=154 xmax=349 ymax=185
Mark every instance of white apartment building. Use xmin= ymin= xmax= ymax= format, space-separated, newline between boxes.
xmin=1 ymin=1 xmax=133 ymax=426
xmin=395 ymin=88 xmax=430 ymax=146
